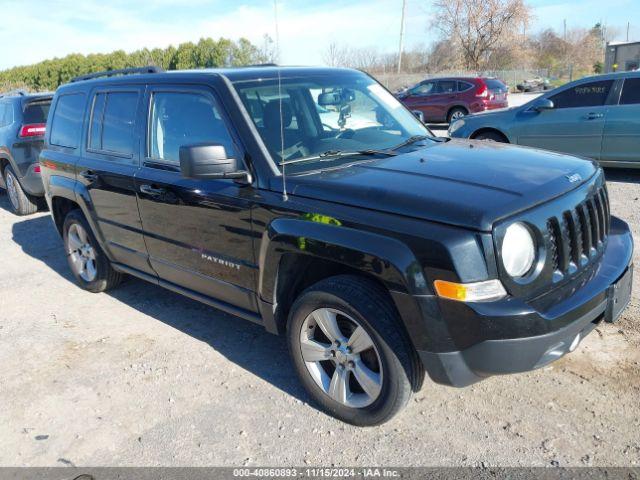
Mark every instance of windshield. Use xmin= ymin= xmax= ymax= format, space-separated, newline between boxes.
xmin=233 ymin=71 xmax=434 ymax=173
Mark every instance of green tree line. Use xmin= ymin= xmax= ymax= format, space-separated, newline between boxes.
xmin=0 ymin=37 xmax=269 ymax=92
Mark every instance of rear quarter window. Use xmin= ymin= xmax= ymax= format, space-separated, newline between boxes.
xmin=50 ymin=93 xmax=86 ymax=149
xmin=0 ymin=102 xmax=13 ymax=127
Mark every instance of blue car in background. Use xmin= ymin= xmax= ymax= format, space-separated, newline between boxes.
xmin=449 ymin=71 xmax=640 ymax=168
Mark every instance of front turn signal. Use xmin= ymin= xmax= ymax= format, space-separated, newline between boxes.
xmin=434 ymin=279 xmax=507 ymax=302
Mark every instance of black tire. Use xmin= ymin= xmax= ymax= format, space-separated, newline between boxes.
xmin=287 ymin=275 xmax=421 ymax=426
xmin=63 ymin=209 xmax=123 ymax=293
xmin=474 ymin=130 xmax=508 ymax=143
xmin=447 ymin=107 xmax=468 ymax=124
xmin=3 ymin=165 xmax=38 ymax=216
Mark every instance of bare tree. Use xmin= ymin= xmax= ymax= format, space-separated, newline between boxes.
xmin=259 ymin=34 xmax=279 ymax=64
xmin=432 ymin=0 xmax=531 ymax=70
xmin=323 ymin=43 xmax=349 ymax=67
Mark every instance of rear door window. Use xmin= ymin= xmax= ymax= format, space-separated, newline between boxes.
xmin=23 ymin=101 xmax=51 ymax=124
xmin=550 ymin=80 xmax=614 ymax=109
xmin=148 ymin=91 xmax=236 ymax=165
xmin=436 ymin=81 xmax=457 ymax=93
xmin=89 ymin=91 xmax=139 ymax=156
xmin=620 ymin=78 xmax=640 ymax=105
xmin=50 ymin=93 xmax=86 ymax=149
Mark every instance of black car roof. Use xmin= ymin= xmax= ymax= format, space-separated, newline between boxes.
xmin=55 ymin=66 xmax=362 ymax=93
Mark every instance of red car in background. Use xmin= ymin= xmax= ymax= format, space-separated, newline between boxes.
xmin=397 ymin=77 xmax=509 ymax=123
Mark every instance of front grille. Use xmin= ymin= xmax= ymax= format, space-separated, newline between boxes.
xmin=547 ymin=185 xmax=610 ymax=278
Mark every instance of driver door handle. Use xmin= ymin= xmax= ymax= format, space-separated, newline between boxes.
xmin=585 ymin=112 xmax=604 ymax=120
xmin=139 ymin=184 xmax=166 ymax=196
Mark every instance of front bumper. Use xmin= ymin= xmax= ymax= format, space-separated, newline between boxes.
xmin=417 ymin=216 xmax=634 ymax=387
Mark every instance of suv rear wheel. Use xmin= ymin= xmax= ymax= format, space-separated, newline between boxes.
xmin=287 ymin=275 xmax=419 ymax=426
xmin=3 ymin=165 xmax=38 ymax=216
xmin=447 ymin=107 xmax=468 ymax=124
xmin=63 ymin=209 xmax=123 ymax=293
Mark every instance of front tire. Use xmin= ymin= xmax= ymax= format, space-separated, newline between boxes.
xmin=287 ymin=275 xmax=420 ymax=426
xmin=63 ymin=209 xmax=123 ymax=293
xmin=474 ymin=130 xmax=508 ymax=143
xmin=3 ymin=165 xmax=38 ymax=216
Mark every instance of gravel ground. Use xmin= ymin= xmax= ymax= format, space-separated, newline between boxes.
xmin=0 ymin=168 xmax=638 ymax=468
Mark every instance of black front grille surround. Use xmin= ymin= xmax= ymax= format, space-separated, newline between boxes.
xmin=493 ymin=173 xmax=610 ymax=300
xmin=547 ymin=185 xmax=610 ymax=280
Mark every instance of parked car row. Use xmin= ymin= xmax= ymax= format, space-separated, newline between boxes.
xmin=448 ymin=71 xmax=640 ymax=169
xmin=0 ymin=66 xmax=634 ymax=427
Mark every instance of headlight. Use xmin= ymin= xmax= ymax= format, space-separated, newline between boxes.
xmin=502 ymin=222 xmax=536 ymax=277
xmin=448 ymin=119 xmax=465 ymax=134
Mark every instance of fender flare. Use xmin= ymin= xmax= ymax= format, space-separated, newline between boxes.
xmin=48 ymin=175 xmax=114 ymax=261
xmin=258 ymin=218 xmax=430 ymax=303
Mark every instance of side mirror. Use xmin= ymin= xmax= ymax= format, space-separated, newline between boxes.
xmin=179 ymin=143 xmax=248 ymax=180
xmin=531 ymin=98 xmax=555 ymax=112
xmin=412 ymin=110 xmax=425 ymax=123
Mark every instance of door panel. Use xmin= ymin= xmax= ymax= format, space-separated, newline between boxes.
xmin=135 ymin=167 xmax=258 ymax=310
xmin=515 ymin=106 xmax=608 ymax=159
xmin=135 ymin=85 xmax=258 ymax=312
xmin=514 ymin=80 xmax=614 ymax=159
xmin=601 ymin=78 xmax=640 ymax=164
xmin=77 ymin=86 xmax=154 ymax=275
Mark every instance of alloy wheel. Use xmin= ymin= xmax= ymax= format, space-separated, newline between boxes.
xmin=67 ymin=223 xmax=98 ymax=282
xmin=450 ymin=110 xmax=465 ymax=121
xmin=299 ymin=308 xmax=383 ymax=408
xmin=5 ymin=171 xmax=19 ymax=211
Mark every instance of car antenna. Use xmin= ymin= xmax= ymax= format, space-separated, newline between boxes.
xmin=274 ymin=0 xmax=288 ymax=201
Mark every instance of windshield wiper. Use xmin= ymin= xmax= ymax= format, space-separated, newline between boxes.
xmin=389 ymin=135 xmax=433 ymax=151
xmin=279 ymin=149 xmax=397 ymax=166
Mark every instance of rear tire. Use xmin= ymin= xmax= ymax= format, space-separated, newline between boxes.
xmin=63 ymin=209 xmax=123 ymax=293
xmin=287 ymin=275 xmax=420 ymax=426
xmin=3 ymin=165 xmax=38 ymax=216
xmin=447 ymin=107 xmax=468 ymax=124
xmin=474 ymin=131 xmax=508 ymax=143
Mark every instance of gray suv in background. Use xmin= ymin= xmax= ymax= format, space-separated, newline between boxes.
xmin=449 ymin=72 xmax=640 ymax=169
xmin=0 ymin=90 xmax=52 ymax=215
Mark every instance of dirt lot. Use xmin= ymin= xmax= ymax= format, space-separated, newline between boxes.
xmin=0 ymin=169 xmax=638 ymax=467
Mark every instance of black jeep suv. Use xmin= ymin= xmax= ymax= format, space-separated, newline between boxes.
xmin=0 ymin=90 xmax=52 ymax=215
xmin=39 ymin=66 xmax=633 ymax=426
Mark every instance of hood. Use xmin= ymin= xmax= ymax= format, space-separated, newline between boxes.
xmin=469 ymin=106 xmax=518 ymax=117
xmin=280 ymin=139 xmax=598 ymax=231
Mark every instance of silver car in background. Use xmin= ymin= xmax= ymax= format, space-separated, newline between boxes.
xmin=449 ymin=71 xmax=640 ymax=168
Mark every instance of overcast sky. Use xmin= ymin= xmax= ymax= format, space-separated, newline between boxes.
xmin=0 ymin=0 xmax=639 ymax=70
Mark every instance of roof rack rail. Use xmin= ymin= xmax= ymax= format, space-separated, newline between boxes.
xmin=0 ymin=89 xmax=28 ymax=98
xmin=70 ymin=66 xmax=164 ymax=83
xmin=245 ymin=63 xmax=278 ymax=67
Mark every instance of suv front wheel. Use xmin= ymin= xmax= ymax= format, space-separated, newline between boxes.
xmin=3 ymin=165 xmax=38 ymax=216
xmin=287 ymin=275 xmax=420 ymax=426
xmin=63 ymin=209 xmax=123 ymax=293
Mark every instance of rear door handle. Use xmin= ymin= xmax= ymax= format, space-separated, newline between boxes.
xmin=585 ymin=112 xmax=604 ymax=120
xmin=80 ymin=170 xmax=98 ymax=182
xmin=139 ymin=184 xmax=166 ymax=196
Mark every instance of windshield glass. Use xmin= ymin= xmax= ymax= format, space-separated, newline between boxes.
xmin=233 ymin=71 xmax=434 ymax=173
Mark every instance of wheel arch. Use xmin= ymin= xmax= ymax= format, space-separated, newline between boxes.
xmin=470 ymin=127 xmax=510 ymax=143
xmin=257 ymin=218 xmax=430 ymax=341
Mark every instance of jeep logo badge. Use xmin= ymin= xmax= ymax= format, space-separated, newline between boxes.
xmin=566 ymin=173 xmax=582 ymax=183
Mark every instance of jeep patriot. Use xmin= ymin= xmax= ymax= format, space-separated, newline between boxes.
xmin=39 ymin=66 xmax=634 ymax=426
